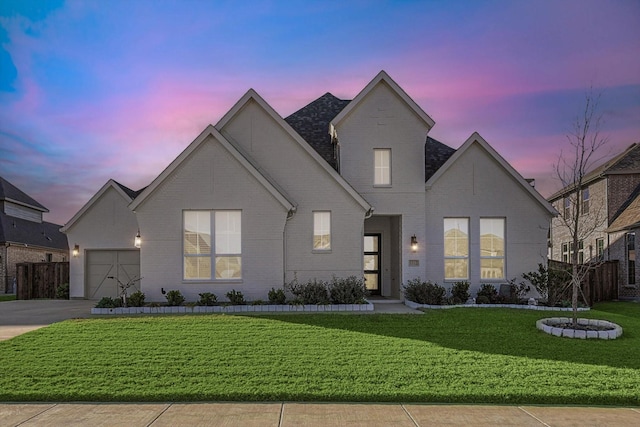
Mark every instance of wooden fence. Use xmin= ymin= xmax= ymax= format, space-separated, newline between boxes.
xmin=548 ymin=260 xmax=618 ymax=306
xmin=16 ymin=262 xmax=70 ymax=300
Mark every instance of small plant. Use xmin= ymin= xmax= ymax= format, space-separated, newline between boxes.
xmin=268 ymin=287 xmax=287 ymax=305
xmin=403 ymin=278 xmax=446 ymax=305
xmin=329 ymin=276 xmax=369 ymax=304
xmin=127 ymin=291 xmax=146 ymax=307
xmin=449 ymin=281 xmax=470 ymax=304
xmin=477 ymin=284 xmax=498 ymax=304
xmin=165 ymin=290 xmax=185 ymax=306
xmin=226 ymin=289 xmax=246 ymax=305
xmin=286 ymin=278 xmax=329 ymax=305
xmin=251 ymin=299 xmax=265 ymax=305
xmin=198 ymin=292 xmax=217 ymax=306
xmin=55 ymin=283 xmax=69 ymax=300
xmin=95 ymin=297 xmax=122 ymax=308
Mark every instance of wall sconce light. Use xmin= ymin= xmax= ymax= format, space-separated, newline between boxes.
xmin=72 ymin=244 xmax=80 ymax=257
xmin=411 ymin=235 xmax=418 ymax=252
xmin=134 ymin=229 xmax=142 ymax=248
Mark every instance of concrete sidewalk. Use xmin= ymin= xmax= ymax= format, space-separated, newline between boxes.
xmin=1 ymin=402 xmax=639 ymax=426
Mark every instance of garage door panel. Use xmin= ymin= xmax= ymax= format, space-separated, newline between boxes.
xmin=86 ymin=250 xmax=140 ymax=299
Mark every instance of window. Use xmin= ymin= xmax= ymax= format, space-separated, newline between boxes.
xmin=582 ymin=187 xmax=590 ymax=215
xmin=578 ymin=240 xmax=584 ymax=264
xmin=563 ymin=197 xmax=570 ymax=220
xmin=480 ymin=218 xmax=505 ymax=279
xmin=374 ymin=149 xmax=391 ymax=186
xmin=596 ymin=238 xmax=604 ymax=260
xmin=562 ymin=243 xmax=569 ymax=263
xmin=313 ymin=211 xmax=331 ymax=250
xmin=627 ymin=233 xmax=636 ymax=285
xmin=183 ymin=210 xmax=241 ymax=280
xmin=562 ymin=241 xmax=584 ymax=264
xmin=444 ymin=218 xmax=469 ymax=280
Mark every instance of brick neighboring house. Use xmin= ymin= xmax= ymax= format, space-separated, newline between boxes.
xmin=0 ymin=177 xmax=69 ymax=293
xmin=548 ymin=143 xmax=640 ymax=299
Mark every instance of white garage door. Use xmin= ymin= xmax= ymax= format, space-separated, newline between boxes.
xmin=86 ymin=250 xmax=140 ymax=299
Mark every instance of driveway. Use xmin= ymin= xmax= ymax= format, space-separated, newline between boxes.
xmin=0 ymin=299 xmax=94 ymax=341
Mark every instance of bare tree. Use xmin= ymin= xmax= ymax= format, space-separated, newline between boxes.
xmin=554 ymin=88 xmax=609 ymax=326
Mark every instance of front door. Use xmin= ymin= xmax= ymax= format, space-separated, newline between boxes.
xmin=364 ymin=234 xmax=381 ymax=295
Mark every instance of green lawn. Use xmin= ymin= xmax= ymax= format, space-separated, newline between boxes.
xmin=0 ymin=302 xmax=638 ymax=404
xmin=0 ymin=294 xmax=16 ymax=302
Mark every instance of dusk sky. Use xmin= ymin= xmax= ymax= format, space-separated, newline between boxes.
xmin=1 ymin=0 xmax=639 ymax=225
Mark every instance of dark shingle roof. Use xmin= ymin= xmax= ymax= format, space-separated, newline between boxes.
xmin=113 ymin=180 xmax=146 ymax=200
xmin=0 ymin=213 xmax=68 ymax=250
xmin=284 ymin=93 xmax=351 ymax=169
xmin=0 ymin=177 xmax=48 ymax=212
xmin=425 ymin=136 xmax=456 ymax=181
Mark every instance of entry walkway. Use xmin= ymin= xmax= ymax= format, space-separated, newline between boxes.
xmin=1 ymin=402 xmax=639 ymax=426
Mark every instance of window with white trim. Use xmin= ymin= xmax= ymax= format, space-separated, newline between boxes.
xmin=444 ymin=218 xmax=469 ymax=280
xmin=374 ymin=149 xmax=391 ymax=186
xmin=582 ymin=187 xmax=590 ymax=215
xmin=313 ymin=211 xmax=331 ymax=250
xmin=480 ymin=218 xmax=505 ymax=279
xmin=183 ymin=210 xmax=241 ymax=280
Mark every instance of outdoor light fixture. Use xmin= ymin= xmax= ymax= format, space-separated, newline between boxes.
xmin=72 ymin=244 xmax=80 ymax=257
xmin=411 ymin=235 xmax=418 ymax=252
xmin=134 ymin=229 xmax=141 ymax=248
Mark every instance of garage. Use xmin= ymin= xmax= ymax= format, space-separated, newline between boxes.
xmin=86 ymin=250 xmax=140 ymax=299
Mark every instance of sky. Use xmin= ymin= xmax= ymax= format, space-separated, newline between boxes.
xmin=1 ymin=0 xmax=639 ymax=226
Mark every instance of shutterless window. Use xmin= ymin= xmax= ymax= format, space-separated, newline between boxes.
xmin=582 ymin=187 xmax=590 ymax=215
xmin=480 ymin=218 xmax=505 ymax=279
xmin=374 ymin=149 xmax=391 ymax=185
xmin=444 ymin=218 xmax=469 ymax=280
xmin=562 ymin=243 xmax=569 ymax=263
xmin=183 ymin=210 xmax=241 ymax=280
xmin=596 ymin=238 xmax=604 ymax=259
xmin=563 ymin=197 xmax=570 ymax=219
xmin=313 ymin=211 xmax=331 ymax=250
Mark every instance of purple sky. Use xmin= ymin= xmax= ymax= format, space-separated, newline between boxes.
xmin=1 ymin=0 xmax=639 ymax=225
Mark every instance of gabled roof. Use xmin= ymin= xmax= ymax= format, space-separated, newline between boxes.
xmin=129 ymin=124 xmax=296 ymax=213
xmin=0 ymin=176 xmax=48 ymax=212
xmin=0 ymin=212 xmax=68 ymax=250
xmin=548 ymin=143 xmax=640 ymax=201
xmin=425 ymin=136 xmax=456 ymax=181
xmin=61 ymin=179 xmax=140 ymax=233
xmin=216 ymin=89 xmax=372 ymax=212
xmin=426 ymin=132 xmax=557 ymax=216
xmin=607 ymin=189 xmax=640 ymax=233
xmin=284 ymin=93 xmax=350 ymax=169
xmin=329 ymin=71 xmax=435 ymax=137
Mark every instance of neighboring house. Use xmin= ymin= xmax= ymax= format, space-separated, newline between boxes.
xmin=62 ymin=71 xmax=556 ymax=301
xmin=0 ymin=177 xmax=68 ymax=293
xmin=548 ymin=143 xmax=640 ymax=299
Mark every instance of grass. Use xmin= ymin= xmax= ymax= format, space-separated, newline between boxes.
xmin=0 ymin=294 xmax=16 ymax=302
xmin=0 ymin=301 xmax=638 ymax=404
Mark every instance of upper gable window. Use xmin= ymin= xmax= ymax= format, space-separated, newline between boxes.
xmin=582 ymin=187 xmax=590 ymax=215
xmin=313 ymin=211 xmax=331 ymax=251
xmin=374 ymin=149 xmax=391 ymax=186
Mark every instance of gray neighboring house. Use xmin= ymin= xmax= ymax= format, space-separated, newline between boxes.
xmin=548 ymin=143 xmax=640 ymax=299
xmin=0 ymin=177 xmax=68 ymax=293
xmin=62 ymin=71 xmax=556 ymax=301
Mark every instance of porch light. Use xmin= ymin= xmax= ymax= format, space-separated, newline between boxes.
xmin=411 ymin=235 xmax=418 ymax=252
xmin=134 ymin=229 xmax=141 ymax=248
xmin=72 ymin=244 xmax=80 ymax=257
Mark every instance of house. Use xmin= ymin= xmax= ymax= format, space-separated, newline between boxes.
xmin=0 ymin=177 xmax=68 ymax=293
xmin=62 ymin=71 xmax=556 ymax=301
xmin=548 ymin=143 xmax=640 ymax=299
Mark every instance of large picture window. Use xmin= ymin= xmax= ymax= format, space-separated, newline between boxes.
xmin=184 ymin=210 xmax=241 ymax=280
xmin=313 ymin=211 xmax=331 ymax=250
xmin=444 ymin=218 xmax=469 ymax=280
xmin=374 ymin=149 xmax=391 ymax=186
xmin=480 ymin=218 xmax=505 ymax=279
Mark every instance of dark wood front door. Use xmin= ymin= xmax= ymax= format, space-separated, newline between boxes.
xmin=364 ymin=234 xmax=381 ymax=295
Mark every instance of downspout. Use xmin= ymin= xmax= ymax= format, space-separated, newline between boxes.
xmin=284 ymin=207 xmax=297 ymax=286
xmin=365 ymin=207 xmax=375 ymax=219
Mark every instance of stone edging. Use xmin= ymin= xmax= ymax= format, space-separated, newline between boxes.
xmin=91 ymin=302 xmax=374 ymax=315
xmin=536 ymin=318 xmax=623 ymax=339
xmin=404 ymin=300 xmax=590 ymax=311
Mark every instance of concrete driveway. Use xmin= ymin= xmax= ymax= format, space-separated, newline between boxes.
xmin=0 ymin=299 xmax=94 ymax=341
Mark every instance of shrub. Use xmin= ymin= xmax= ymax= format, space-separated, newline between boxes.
xmin=329 ymin=276 xmax=369 ymax=304
xmin=403 ymin=278 xmax=446 ymax=305
xmin=476 ymin=284 xmax=498 ymax=304
xmin=55 ymin=283 xmax=69 ymax=300
xmin=522 ymin=263 xmax=568 ymax=306
xmin=127 ymin=291 xmax=145 ymax=307
xmin=286 ymin=278 xmax=329 ymax=305
xmin=165 ymin=290 xmax=185 ymax=306
xmin=251 ymin=299 xmax=265 ymax=305
xmin=449 ymin=281 xmax=470 ymax=304
xmin=226 ymin=289 xmax=246 ymax=305
xmin=95 ymin=297 xmax=122 ymax=308
xmin=268 ymin=287 xmax=287 ymax=305
xmin=198 ymin=292 xmax=217 ymax=306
